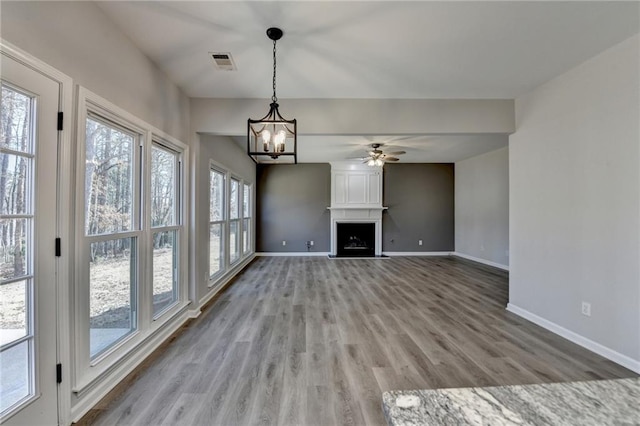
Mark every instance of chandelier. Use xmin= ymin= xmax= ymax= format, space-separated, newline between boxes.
xmin=247 ymin=27 xmax=297 ymax=164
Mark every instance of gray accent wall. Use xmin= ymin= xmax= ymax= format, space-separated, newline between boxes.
xmin=383 ymin=164 xmax=454 ymax=252
xmin=256 ymin=164 xmax=330 ymax=252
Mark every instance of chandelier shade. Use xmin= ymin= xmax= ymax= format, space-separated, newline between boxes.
xmin=247 ymin=28 xmax=297 ymax=164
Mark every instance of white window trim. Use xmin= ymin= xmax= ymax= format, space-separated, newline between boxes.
xmin=73 ymin=87 xmax=189 ymax=393
xmin=208 ymin=162 xmax=227 ymax=282
xmin=1 ymin=39 xmax=75 ymax=426
xmin=242 ymin=183 xmax=252 ymax=255
xmin=208 ymin=161 xmax=254 ymax=286
xmin=229 ymin=175 xmax=242 ymax=266
xmin=148 ymin=140 xmax=185 ymax=320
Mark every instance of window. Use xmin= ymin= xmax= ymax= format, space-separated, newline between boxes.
xmin=209 ymin=167 xmax=225 ymax=278
xmin=208 ymin=164 xmax=252 ymax=283
xmin=84 ymin=115 xmax=138 ymax=359
xmin=150 ymin=144 xmax=180 ymax=318
xmin=243 ymin=184 xmax=251 ymax=255
xmin=229 ymin=177 xmax=240 ymax=264
xmin=1 ymin=84 xmax=35 ymax=413
xmin=75 ymin=88 xmax=188 ymax=387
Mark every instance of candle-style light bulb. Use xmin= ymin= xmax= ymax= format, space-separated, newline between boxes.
xmin=274 ymin=129 xmax=286 ymax=152
xmin=261 ymin=130 xmax=271 ymax=151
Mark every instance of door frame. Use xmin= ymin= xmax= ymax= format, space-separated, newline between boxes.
xmin=1 ymin=40 xmax=74 ymax=426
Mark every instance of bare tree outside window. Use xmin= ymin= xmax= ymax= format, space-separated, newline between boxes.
xmin=84 ymin=117 xmax=137 ymax=358
xmin=209 ymin=168 xmax=225 ymax=277
xmin=151 ymin=144 xmax=178 ymax=316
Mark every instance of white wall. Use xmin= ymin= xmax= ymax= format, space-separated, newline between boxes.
xmin=2 ymin=2 xmax=194 ymax=420
xmin=192 ymin=134 xmax=255 ymax=304
xmin=191 ymin=98 xmax=515 ymax=136
xmin=509 ymin=34 xmax=640 ymax=371
xmin=1 ymin=1 xmax=190 ymax=142
xmin=455 ymin=147 xmax=509 ymax=268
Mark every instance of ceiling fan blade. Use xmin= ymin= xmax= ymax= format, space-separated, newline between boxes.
xmin=383 ymin=151 xmax=405 ymax=156
xmin=346 ymin=156 xmax=367 ymax=160
xmin=384 ymin=157 xmax=400 ymax=161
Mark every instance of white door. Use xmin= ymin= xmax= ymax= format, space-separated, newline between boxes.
xmin=1 ymin=53 xmax=60 ymax=424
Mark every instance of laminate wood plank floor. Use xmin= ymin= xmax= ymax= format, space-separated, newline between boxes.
xmin=79 ymin=256 xmax=636 ymax=426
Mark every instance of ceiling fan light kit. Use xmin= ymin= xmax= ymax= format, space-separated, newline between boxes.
xmin=247 ymin=27 xmax=297 ymax=164
xmin=359 ymin=143 xmax=405 ymax=166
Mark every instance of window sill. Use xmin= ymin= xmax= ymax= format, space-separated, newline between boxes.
xmin=72 ymin=300 xmax=190 ymax=396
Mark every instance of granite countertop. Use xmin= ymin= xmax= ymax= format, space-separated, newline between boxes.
xmin=382 ymin=378 xmax=640 ymax=425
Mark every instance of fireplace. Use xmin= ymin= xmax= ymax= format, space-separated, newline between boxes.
xmin=336 ymin=223 xmax=375 ymax=257
xmin=329 ymin=162 xmax=386 ymax=257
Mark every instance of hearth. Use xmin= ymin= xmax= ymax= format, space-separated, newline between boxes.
xmin=336 ymin=223 xmax=375 ymax=257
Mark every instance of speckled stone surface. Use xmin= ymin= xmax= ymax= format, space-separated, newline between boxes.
xmin=382 ymin=378 xmax=640 ymax=425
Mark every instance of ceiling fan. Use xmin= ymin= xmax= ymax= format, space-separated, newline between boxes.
xmin=349 ymin=143 xmax=406 ymax=166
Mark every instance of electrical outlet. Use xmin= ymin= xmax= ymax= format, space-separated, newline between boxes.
xmin=310 ymin=241 xmax=314 ymax=246
xmin=581 ymin=302 xmax=591 ymax=317
xmin=418 ymin=239 xmax=423 ymax=246
xmin=282 ymin=240 xmax=286 ymax=246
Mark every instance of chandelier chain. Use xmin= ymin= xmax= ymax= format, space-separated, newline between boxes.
xmin=272 ymin=39 xmax=278 ymax=103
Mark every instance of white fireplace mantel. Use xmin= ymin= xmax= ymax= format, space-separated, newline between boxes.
xmin=329 ymin=162 xmax=385 ymax=256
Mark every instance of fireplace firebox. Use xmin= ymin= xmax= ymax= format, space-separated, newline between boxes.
xmin=336 ymin=223 xmax=375 ymax=257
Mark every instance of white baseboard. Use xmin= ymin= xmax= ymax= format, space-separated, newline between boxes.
xmin=382 ymin=251 xmax=452 ymax=256
xmin=71 ymin=254 xmax=256 ymax=422
xmin=200 ymin=254 xmax=256 ymax=307
xmin=506 ymin=303 xmax=640 ymax=374
xmin=255 ymin=252 xmax=330 ymax=257
xmin=452 ymin=251 xmax=509 ymax=271
xmin=71 ymin=309 xmax=192 ymax=422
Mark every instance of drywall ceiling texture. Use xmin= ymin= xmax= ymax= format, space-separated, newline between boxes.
xmin=256 ymin=164 xmax=331 ymax=253
xmin=509 ymin=34 xmax=640 ymax=369
xmin=382 ymin=164 xmax=454 ymax=252
xmin=1 ymin=1 xmax=190 ymax=142
xmin=455 ymin=147 xmax=509 ymax=268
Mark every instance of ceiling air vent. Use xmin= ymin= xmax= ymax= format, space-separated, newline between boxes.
xmin=210 ymin=52 xmax=236 ymax=71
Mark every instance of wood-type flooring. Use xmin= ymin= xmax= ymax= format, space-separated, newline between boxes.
xmin=79 ymin=256 xmax=636 ymax=425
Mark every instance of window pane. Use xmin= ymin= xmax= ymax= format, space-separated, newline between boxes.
xmin=230 ymin=178 xmax=239 ymax=219
xmin=243 ymin=184 xmax=250 ymax=218
xmin=230 ymin=220 xmax=240 ymax=263
xmin=209 ymin=223 xmax=223 ymax=277
xmin=0 ymin=153 xmax=30 ymax=215
xmin=0 ymin=280 xmax=28 ymax=345
xmin=85 ymin=118 xmax=134 ymax=236
xmin=1 ymin=85 xmax=33 ymax=154
xmin=243 ymin=218 xmax=250 ymax=254
xmin=151 ymin=146 xmax=176 ymax=227
xmin=0 ymin=340 xmax=31 ymax=413
xmin=210 ymin=170 xmax=225 ymax=222
xmin=0 ymin=218 xmax=29 ymax=281
xmin=152 ymin=231 xmax=177 ymax=317
xmin=90 ymin=238 xmax=137 ymax=358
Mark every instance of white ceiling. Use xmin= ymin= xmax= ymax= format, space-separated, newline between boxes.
xmin=233 ymin=134 xmax=509 ymax=163
xmin=97 ymin=1 xmax=638 ymax=162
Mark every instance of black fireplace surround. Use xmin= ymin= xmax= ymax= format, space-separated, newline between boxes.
xmin=336 ymin=222 xmax=375 ymax=257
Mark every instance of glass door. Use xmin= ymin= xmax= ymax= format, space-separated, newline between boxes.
xmin=1 ymin=52 xmax=60 ymax=424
